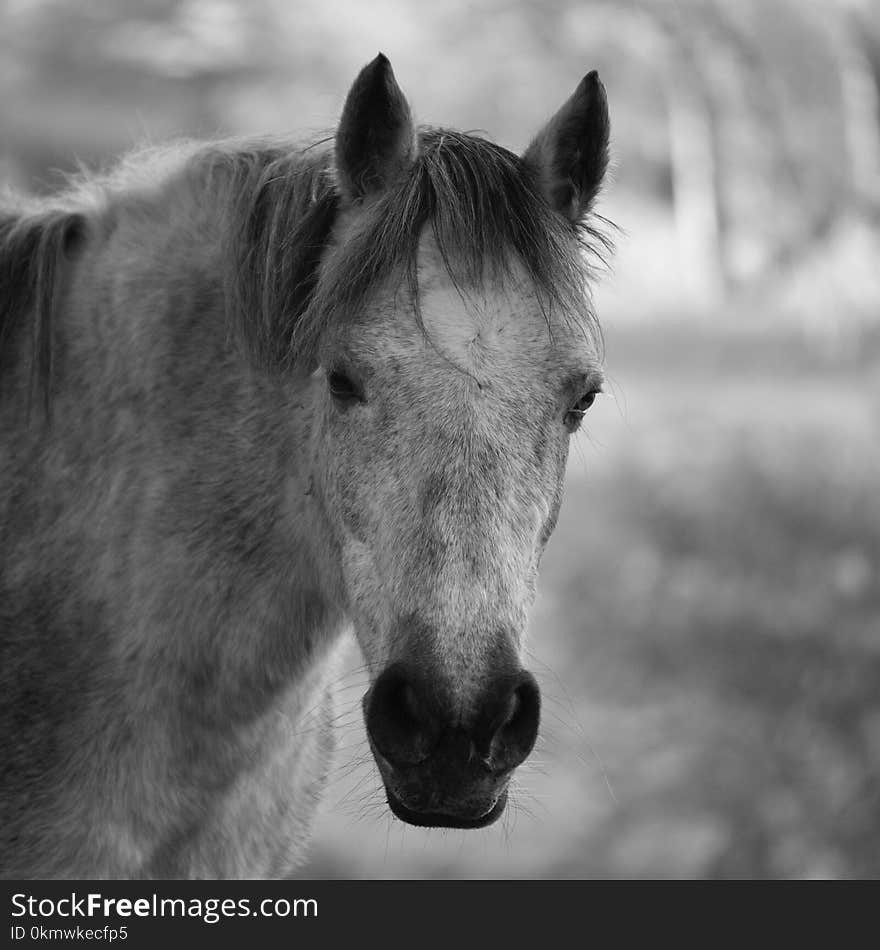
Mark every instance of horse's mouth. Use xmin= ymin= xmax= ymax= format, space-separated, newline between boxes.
xmin=384 ymin=787 xmax=508 ymax=829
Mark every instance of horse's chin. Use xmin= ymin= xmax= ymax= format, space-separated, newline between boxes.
xmin=384 ymin=787 xmax=508 ymax=829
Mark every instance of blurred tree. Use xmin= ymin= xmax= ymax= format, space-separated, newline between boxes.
xmin=830 ymin=1 xmax=880 ymax=213
xmin=1 ymin=0 xmax=876 ymax=313
xmin=0 ymin=0 xmax=276 ymax=186
xmin=578 ymin=0 xmax=880 ymax=301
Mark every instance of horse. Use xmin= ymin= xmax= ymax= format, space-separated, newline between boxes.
xmin=0 ymin=53 xmax=611 ymax=878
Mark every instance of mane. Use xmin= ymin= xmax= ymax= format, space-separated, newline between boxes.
xmin=0 ymin=128 xmax=610 ymax=414
xmin=224 ymin=127 xmax=610 ymax=371
xmin=0 ymin=142 xmax=204 ymax=416
xmin=0 ymin=203 xmax=86 ymax=417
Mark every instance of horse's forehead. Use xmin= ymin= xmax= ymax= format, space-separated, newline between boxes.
xmin=418 ymin=268 xmax=538 ymax=364
xmin=361 ymin=236 xmax=594 ymax=375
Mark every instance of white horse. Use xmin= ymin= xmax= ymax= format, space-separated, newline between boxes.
xmin=0 ymin=54 xmax=610 ymax=877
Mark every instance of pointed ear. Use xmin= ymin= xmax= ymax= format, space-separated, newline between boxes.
xmin=335 ymin=53 xmax=417 ymax=202
xmin=523 ymin=71 xmax=610 ymax=222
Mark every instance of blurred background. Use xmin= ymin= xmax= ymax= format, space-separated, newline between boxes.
xmin=2 ymin=0 xmax=878 ymax=878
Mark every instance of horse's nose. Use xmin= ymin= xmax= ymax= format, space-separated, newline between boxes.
xmin=364 ymin=663 xmax=541 ymax=774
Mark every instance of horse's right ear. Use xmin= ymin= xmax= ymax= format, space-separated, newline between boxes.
xmin=335 ymin=53 xmax=417 ymax=202
xmin=523 ymin=71 xmax=610 ymax=222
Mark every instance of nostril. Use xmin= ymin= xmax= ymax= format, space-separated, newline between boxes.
xmin=499 ymin=689 xmax=522 ymax=731
xmin=365 ymin=665 xmax=436 ymax=766
xmin=502 ymin=677 xmax=540 ymax=742
xmin=368 ymin=669 xmax=412 ymax=729
xmin=489 ymin=673 xmax=541 ymax=772
xmin=382 ymin=678 xmax=415 ymax=726
xmin=381 ymin=679 xmax=426 ymax=736
xmin=399 ymin=682 xmax=421 ymax=724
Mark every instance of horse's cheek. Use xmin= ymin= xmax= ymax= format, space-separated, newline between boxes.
xmin=336 ymin=539 xmax=394 ymax=666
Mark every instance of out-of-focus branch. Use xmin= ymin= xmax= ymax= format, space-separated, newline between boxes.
xmin=837 ymin=6 xmax=880 ymax=215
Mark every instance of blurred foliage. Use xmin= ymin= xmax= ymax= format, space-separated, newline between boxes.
xmin=1 ymin=0 xmax=878 ymax=878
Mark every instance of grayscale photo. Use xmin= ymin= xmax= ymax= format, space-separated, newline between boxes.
xmin=1 ymin=0 xmax=878 ymax=884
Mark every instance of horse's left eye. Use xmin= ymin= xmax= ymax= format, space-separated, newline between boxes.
xmin=327 ymin=369 xmax=364 ymax=407
xmin=564 ymin=389 xmax=601 ymax=431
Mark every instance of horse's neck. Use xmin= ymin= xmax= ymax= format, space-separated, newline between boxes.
xmin=1 ymin=190 xmax=352 ymax=876
xmin=57 ymin=228 xmax=346 ymax=737
xmin=88 ymin=279 xmax=348 ymax=872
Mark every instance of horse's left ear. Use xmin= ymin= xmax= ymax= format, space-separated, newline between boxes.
xmin=523 ymin=71 xmax=610 ymax=222
xmin=335 ymin=53 xmax=417 ymax=202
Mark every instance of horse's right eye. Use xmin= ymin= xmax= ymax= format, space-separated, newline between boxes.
xmin=327 ymin=369 xmax=364 ymax=407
